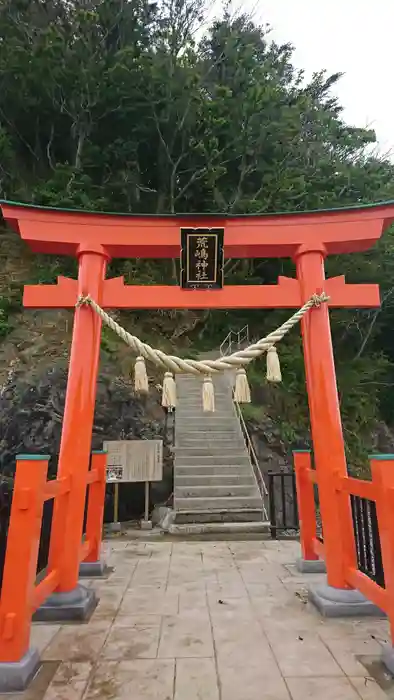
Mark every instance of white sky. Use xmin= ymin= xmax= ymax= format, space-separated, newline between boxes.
xmin=206 ymin=0 xmax=394 ymax=159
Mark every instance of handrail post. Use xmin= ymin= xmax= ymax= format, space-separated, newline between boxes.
xmin=294 ymin=451 xmax=318 ymax=561
xmin=83 ymin=451 xmax=107 ymax=565
xmin=0 ymin=455 xmax=49 ymax=664
xmin=370 ymin=455 xmax=394 ymax=666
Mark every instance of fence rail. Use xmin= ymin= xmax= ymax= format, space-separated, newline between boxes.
xmin=267 ymin=470 xmax=299 ymax=538
xmin=350 ymin=494 xmax=385 ymax=588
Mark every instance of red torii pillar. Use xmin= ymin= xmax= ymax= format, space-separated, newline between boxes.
xmin=1 ymin=200 xmax=393 ymax=614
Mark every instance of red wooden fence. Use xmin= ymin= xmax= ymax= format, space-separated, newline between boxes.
xmin=295 ymin=451 xmax=394 ymax=641
xmin=0 ymin=451 xmax=106 ymax=663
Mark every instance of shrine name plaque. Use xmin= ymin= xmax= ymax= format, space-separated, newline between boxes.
xmin=180 ymin=228 xmax=224 ymax=289
xmin=103 ymin=440 xmax=163 ymax=483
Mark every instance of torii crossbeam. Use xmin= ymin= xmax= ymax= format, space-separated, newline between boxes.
xmin=1 ymin=199 xmax=393 ymax=601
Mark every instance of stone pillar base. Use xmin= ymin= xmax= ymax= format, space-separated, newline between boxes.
xmin=309 ymin=579 xmax=386 ymax=618
xmin=0 ymin=648 xmax=40 ymax=693
xmin=108 ymin=522 xmax=121 ymax=533
xmin=296 ymin=558 xmax=326 ymax=574
xmin=140 ymin=519 xmax=153 ymax=531
xmin=33 ymin=584 xmax=97 ymax=623
xmin=79 ymin=560 xmax=108 ymax=578
xmin=382 ymin=644 xmax=394 ymax=676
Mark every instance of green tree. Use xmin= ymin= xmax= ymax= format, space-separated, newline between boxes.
xmin=0 ymin=0 xmax=394 ymax=463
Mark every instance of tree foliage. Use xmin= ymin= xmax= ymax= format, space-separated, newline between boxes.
xmin=1 ymin=0 xmax=394 ymax=463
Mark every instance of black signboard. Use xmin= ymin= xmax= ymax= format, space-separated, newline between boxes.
xmin=180 ymin=228 xmax=224 ymax=289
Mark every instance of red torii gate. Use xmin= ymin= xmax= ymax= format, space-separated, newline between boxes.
xmin=1 ymin=199 xmax=393 ymax=602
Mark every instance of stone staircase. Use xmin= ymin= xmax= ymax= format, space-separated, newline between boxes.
xmin=171 ymin=369 xmax=269 ymax=533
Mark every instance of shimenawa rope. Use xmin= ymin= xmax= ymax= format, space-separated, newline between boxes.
xmin=76 ymin=292 xmax=329 ymax=411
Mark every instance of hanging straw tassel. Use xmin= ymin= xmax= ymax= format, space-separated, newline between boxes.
xmin=266 ymin=346 xmax=282 ymax=383
xmin=162 ymin=372 xmax=177 ymax=408
xmin=234 ymin=367 xmax=251 ymax=403
xmin=134 ymin=356 xmax=149 ymax=394
xmin=202 ymin=375 xmax=215 ymax=412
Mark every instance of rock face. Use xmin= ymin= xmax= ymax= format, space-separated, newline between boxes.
xmin=0 ymin=358 xmax=174 ymax=521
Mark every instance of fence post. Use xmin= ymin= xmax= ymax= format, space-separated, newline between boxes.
xmin=293 ymin=451 xmax=318 ymax=562
xmin=82 ymin=451 xmax=107 ymax=566
xmin=267 ymin=472 xmax=277 ymax=539
xmin=0 ymin=455 xmax=49 ymax=689
xmin=370 ymin=455 xmax=394 ymax=671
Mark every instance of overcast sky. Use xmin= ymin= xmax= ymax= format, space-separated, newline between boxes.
xmin=207 ymin=0 xmax=394 ymax=158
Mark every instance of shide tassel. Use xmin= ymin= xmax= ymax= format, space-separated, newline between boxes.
xmin=234 ymin=367 xmax=251 ymax=403
xmin=202 ymin=375 xmax=215 ymax=412
xmin=162 ymin=371 xmax=177 ymax=408
xmin=134 ymin=356 xmax=149 ymax=394
xmin=266 ymin=346 xmax=282 ymax=383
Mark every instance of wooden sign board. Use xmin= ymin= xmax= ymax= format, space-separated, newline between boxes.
xmin=103 ymin=440 xmax=163 ymax=483
xmin=180 ymin=228 xmax=224 ymax=289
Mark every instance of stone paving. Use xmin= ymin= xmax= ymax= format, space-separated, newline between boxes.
xmin=17 ymin=539 xmax=394 ymax=699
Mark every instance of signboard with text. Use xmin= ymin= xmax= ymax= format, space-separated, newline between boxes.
xmin=103 ymin=440 xmax=163 ymax=483
xmin=180 ymin=228 xmax=224 ymax=289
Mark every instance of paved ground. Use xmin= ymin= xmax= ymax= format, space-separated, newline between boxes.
xmin=20 ymin=539 xmax=393 ymax=699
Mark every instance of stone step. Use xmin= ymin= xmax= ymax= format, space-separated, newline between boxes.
xmin=175 ymin=423 xmax=240 ymax=432
xmin=177 ymin=395 xmax=233 ymax=400
xmin=177 ymin=377 xmax=231 ymax=383
xmin=174 ymin=474 xmax=256 ymax=486
xmin=175 ymin=447 xmax=245 ymax=458
xmin=175 ymin=444 xmax=247 ymax=452
xmin=175 ymin=484 xmax=259 ymax=498
xmin=168 ymin=521 xmax=271 ymax=535
xmin=177 ymin=421 xmax=237 ymax=426
xmin=177 ymin=390 xmax=231 ymax=396
xmin=174 ymin=446 xmax=246 ymax=456
xmin=177 ymin=387 xmax=233 ymax=393
xmin=176 ymin=408 xmax=238 ymax=412
xmin=175 ymin=424 xmax=237 ymax=433
xmin=176 ymin=415 xmax=236 ymax=422
xmin=174 ymin=508 xmax=264 ymax=524
xmin=177 ymin=394 xmax=232 ymax=399
xmin=174 ymin=496 xmax=263 ymax=511
xmin=176 ymin=402 xmax=235 ymax=408
xmin=176 ymin=434 xmax=244 ymax=443
xmin=176 ymin=393 xmax=233 ymax=400
xmin=178 ymin=430 xmax=242 ymax=439
xmin=175 ymin=453 xmax=251 ymax=464
xmin=173 ymin=365 xmax=260 ymax=527
xmin=176 ymin=442 xmax=246 ymax=451
xmin=177 ymin=399 xmax=234 ymax=405
xmin=177 ymin=389 xmax=232 ymax=395
xmin=176 ymin=465 xmax=252 ymax=476
xmin=176 ymin=417 xmax=237 ymax=422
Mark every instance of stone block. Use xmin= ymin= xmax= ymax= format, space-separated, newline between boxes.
xmin=33 ymin=584 xmax=97 ymax=623
xmin=309 ymin=580 xmax=386 ymax=617
xmin=296 ymin=558 xmax=327 ymax=574
xmin=0 ymin=648 xmax=40 ymax=693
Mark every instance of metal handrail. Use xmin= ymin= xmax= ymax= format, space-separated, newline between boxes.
xmin=236 ymin=402 xmax=268 ymax=497
xmin=233 ymin=397 xmax=269 ymax=506
xmin=219 ymin=325 xmax=249 ymax=357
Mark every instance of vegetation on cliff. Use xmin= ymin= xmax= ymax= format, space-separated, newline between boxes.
xmin=1 ymin=0 xmax=394 ymax=467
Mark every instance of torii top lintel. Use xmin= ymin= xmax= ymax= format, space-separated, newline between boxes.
xmin=1 ymin=199 xmax=394 ymax=259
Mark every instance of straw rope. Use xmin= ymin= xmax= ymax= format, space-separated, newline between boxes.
xmin=76 ymin=292 xmax=329 ymax=376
